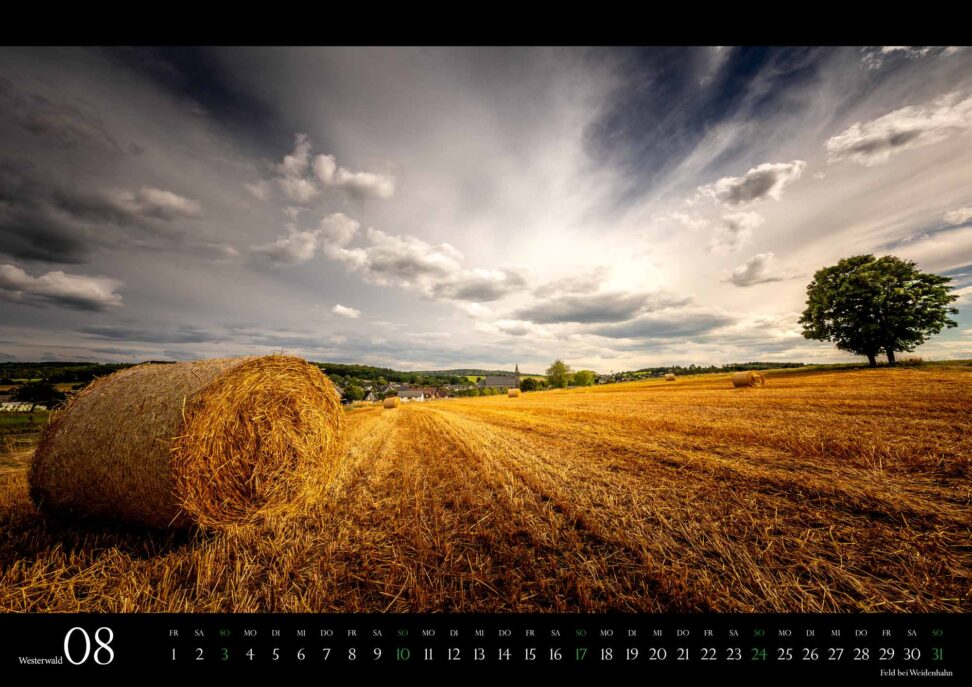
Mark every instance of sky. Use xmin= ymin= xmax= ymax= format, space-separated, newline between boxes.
xmin=1 ymin=46 xmax=971 ymax=373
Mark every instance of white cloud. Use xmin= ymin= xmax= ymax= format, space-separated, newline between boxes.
xmin=429 ymin=267 xmax=527 ymax=302
xmin=326 ymin=227 xmax=463 ymax=288
xmin=944 ymin=206 xmax=972 ymax=226
xmin=104 ymin=187 xmax=202 ymax=219
xmin=317 ymin=212 xmax=360 ymax=246
xmin=708 ymin=211 xmax=764 ymax=252
xmin=332 ymin=303 xmax=361 ymax=319
xmin=251 ymin=212 xmax=360 ymax=266
xmin=0 ymin=263 xmax=123 ymax=311
xmin=861 ymin=46 xmax=958 ymax=70
xmin=953 ymin=285 xmax=972 ymax=304
xmin=515 ymin=290 xmax=691 ymax=324
xmin=277 ymin=132 xmax=312 ymax=177
xmin=826 ymin=92 xmax=972 ymax=166
xmin=251 ymin=228 xmax=321 ymax=265
xmin=726 ymin=252 xmax=785 ymax=287
xmin=460 ymin=302 xmax=493 ymax=318
xmin=265 ymin=133 xmax=396 ymax=204
xmin=274 ymin=133 xmax=319 ymax=203
xmin=277 ymin=176 xmax=319 ymax=203
xmin=668 ymin=211 xmax=710 ymax=230
xmin=244 ymin=180 xmax=270 ymax=201
xmin=474 ymin=318 xmax=539 ymax=337
xmin=697 ymin=160 xmax=805 ymax=207
xmin=891 ymin=226 xmax=972 ymax=273
xmin=313 ymin=154 xmax=396 ymax=199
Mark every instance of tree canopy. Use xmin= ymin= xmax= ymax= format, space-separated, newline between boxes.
xmin=799 ymin=255 xmax=958 ymax=366
xmin=13 ymin=381 xmax=66 ymax=408
xmin=572 ymin=370 xmax=596 ymax=386
xmin=546 ymin=360 xmax=571 ymax=388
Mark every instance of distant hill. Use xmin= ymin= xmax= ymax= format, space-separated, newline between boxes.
xmin=413 ymin=368 xmax=536 ymax=377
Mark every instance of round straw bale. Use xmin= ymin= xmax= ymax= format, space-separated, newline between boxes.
xmin=508 ymin=388 xmax=521 ymax=397
xmin=664 ymin=373 xmax=677 ymax=382
xmin=29 ymin=355 xmax=342 ymax=529
xmin=382 ymin=396 xmax=401 ymax=409
xmin=731 ymin=370 xmax=766 ymax=388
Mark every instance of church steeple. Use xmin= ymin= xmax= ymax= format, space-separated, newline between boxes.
xmin=514 ymin=363 xmax=520 ymax=383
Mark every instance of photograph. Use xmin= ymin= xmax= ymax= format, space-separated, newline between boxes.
xmin=0 ymin=45 xmax=968 ymax=675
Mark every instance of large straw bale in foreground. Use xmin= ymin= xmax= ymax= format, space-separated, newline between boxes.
xmin=383 ymin=396 xmax=401 ymax=409
xmin=508 ymin=388 xmax=521 ymax=397
xmin=731 ymin=370 xmax=766 ymax=388
xmin=29 ymin=355 xmax=342 ymax=529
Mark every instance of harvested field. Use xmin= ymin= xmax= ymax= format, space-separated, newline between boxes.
xmin=0 ymin=366 xmax=969 ymax=612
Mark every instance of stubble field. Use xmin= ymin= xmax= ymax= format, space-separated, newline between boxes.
xmin=0 ymin=366 xmax=969 ymax=612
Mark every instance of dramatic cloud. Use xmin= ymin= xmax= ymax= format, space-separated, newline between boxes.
xmin=429 ymin=267 xmax=528 ymax=302
xmin=332 ymin=304 xmax=361 ymax=319
xmin=317 ymin=212 xmax=360 ymax=245
xmin=251 ymin=212 xmax=359 ymax=266
xmin=474 ymin=318 xmax=537 ymax=337
xmin=99 ymin=187 xmax=202 ymax=220
xmin=0 ymin=263 xmax=123 ymax=311
xmin=79 ymin=323 xmax=212 ymax=343
xmin=0 ymin=159 xmax=216 ymax=263
xmin=726 ymin=252 xmax=786 ymax=287
xmin=244 ymin=180 xmax=270 ymax=201
xmin=708 ymin=211 xmax=764 ymax=252
xmin=861 ymin=46 xmax=959 ymax=70
xmin=826 ymin=92 xmax=972 ymax=166
xmin=515 ymin=291 xmax=691 ymax=324
xmin=944 ymin=206 xmax=972 ymax=226
xmin=326 ymin=227 xmax=463 ymax=287
xmin=0 ymin=76 xmax=123 ymax=154
xmin=3 ymin=47 xmax=972 ymax=370
xmin=265 ymin=133 xmax=396 ymax=204
xmin=592 ymin=307 xmax=736 ymax=340
xmin=250 ymin=228 xmax=320 ymax=265
xmin=274 ymin=133 xmax=318 ymax=202
xmin=697 ymin=161 xmax=806 ymax=207
xmin=313 ymin=154 xmax=396 ymax=200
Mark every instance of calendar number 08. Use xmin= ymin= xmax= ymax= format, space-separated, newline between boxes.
xmin=64 ymin=627 xmax=115 ymax=665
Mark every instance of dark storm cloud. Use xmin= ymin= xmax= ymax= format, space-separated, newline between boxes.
xmin=0 ymin=159 xmax=93 ymax=263
xmin=825 ymin=92 xmax=972 ymax=166
xmin=0 ymin=76 xmax=124 ymax=154
xmin=101 ymin=47 xmax=288 ymax=153
xmin=698 ymin=161 xmax=806 ymax=207
xmin=725 ymin=253 xmax=786 ymax=287
xmin=428 ymin=268 xmax=528 ymax=302
xmin=0 ymin=264 xmax=123 ymax=311
xmin=584 ymin=47 xmax=824 ymax=207
xmin=592 ymin=310 xmax=736 ymax=340
xmin=0 ymin=158 xmax=212 ymax=264
xmin=515 ymin=291 xmax=691 ymax=324
xmin=79 ymin=324 xmax=215 ymax=344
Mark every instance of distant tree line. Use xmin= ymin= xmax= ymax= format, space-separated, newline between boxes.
xmin=631 ymin=362 xmax=805 ymax=376
xmin=0 ymin=362 xmax=136 ymax=386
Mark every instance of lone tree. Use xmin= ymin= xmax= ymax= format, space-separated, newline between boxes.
xmin=799 ymin=255 xmax=958 ymax=366
xmin=546 ymin=359 xmax=571 ymax=388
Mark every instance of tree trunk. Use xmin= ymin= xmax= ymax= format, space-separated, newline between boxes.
xmin=866 ymin=352 xmax=877 ymax=367
xmin=885 ymin=347 xmax=896 ymax=366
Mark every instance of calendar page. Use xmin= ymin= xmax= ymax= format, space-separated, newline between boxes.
xmin=0 ymin=41 xmax=968 ymax=678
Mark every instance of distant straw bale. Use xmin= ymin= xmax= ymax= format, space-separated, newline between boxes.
xmin=508 ymin=388 xmax=521 ymax=397
xmin=383 ymin=396 xmax=401 ymax=409
xmin=29 ymin=355 xmax=342 ymax=529
xmin=664 ymin=373 xmax=677 ymax=382
xmin=731 ymin=370 xmax=766 ymax=388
